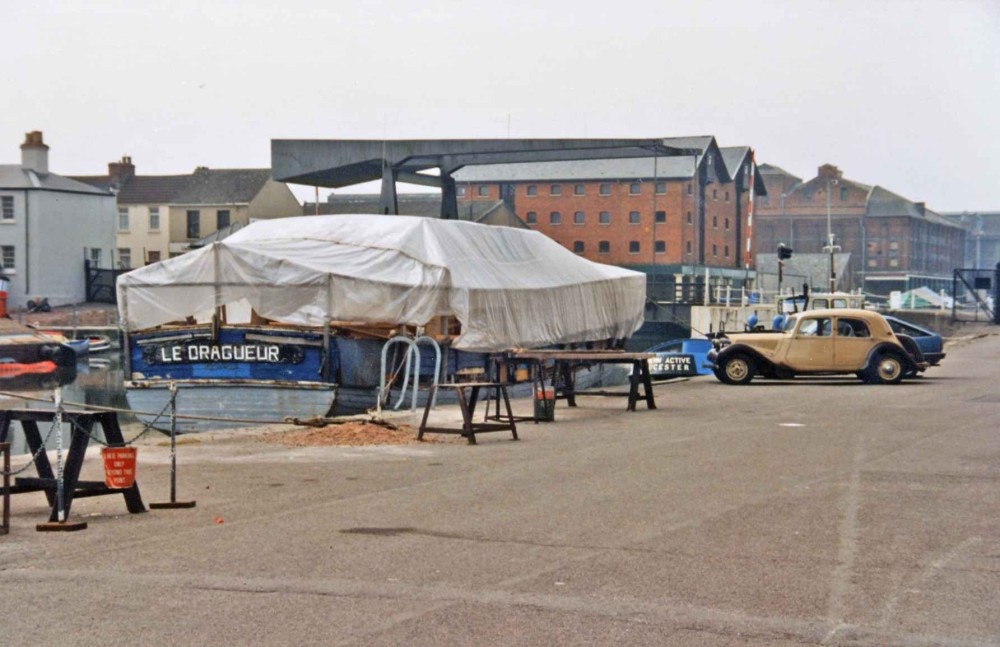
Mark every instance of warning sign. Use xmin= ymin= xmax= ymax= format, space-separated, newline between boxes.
xmin=101 ymin=447 xmax=137 ymax=489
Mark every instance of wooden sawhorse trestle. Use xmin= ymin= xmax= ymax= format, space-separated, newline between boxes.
xmin=0 ymin=409 xmax=146 ymax=523
xmin=418 ymin=382 xmax=519 ymax=445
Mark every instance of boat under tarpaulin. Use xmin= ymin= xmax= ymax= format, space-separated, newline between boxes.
xmin=117 ymin=215 xmax=646 ymax=350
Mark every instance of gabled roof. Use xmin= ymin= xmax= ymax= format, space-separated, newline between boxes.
xmin=72 ymin=174 xmax=191 ymax=204
xmin=453 ymin=136 xmax=734 ymax=185
xmin=719 ymin=147 xmax=768 ymax=195
xmin=864 ymin=186 xmax=960 ymax=228
xmin=453 ymin=156 xmax=697 ymax=183
xmin=757 ymin=163 xmax=801 ymax=181
xmin=170 ymin=168 xmax=272 ymax=205
xmin=788 ymin=174 xmax=872 ymax=200
xmin=72 ymin=168 xmax=273 ymax=206
xmin=0 ymin=165 xmax=111 ymax=195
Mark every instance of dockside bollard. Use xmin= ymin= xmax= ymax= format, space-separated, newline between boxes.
xmin=150 ymin=384 xmax=196 ymax=510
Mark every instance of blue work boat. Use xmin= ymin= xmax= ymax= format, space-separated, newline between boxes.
xmin=116 ymin=215 xmax=647 ymax=433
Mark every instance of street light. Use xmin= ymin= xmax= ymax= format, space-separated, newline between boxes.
xmin=824 ymin=178 xmax=841 ymax=292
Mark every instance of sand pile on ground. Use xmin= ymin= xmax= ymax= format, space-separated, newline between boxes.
xmin=259 ymin=420 xmax=454 ymax=446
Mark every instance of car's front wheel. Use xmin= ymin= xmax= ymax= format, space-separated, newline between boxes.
xmin=715 ymin=353 xmax=755 ymax=385
xmin=864 ymin=351 xmax=906 ymax=385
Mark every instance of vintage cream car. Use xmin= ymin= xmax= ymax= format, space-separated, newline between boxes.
xmin=707 ymin=308 xmax=928 ymax=385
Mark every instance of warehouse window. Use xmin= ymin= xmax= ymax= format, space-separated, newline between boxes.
xmin=629 ymin=241 xmax=640 ymax=254
xmin=573 ymin=241 xmax=584 ymax=254
xmin=574 ymin=211 xmax=585 ymax=225
xmin=599 ymin=211 xmax=611 ymax=225
xmin=574 ymin=184 xmax=585 ymax=195
xmin=599 ymin=183 xmax=611 ymax=196
xmin=599 ymin=241 xmax=610 ymax=254
xmin=550 ymin=211 xmax=561 ymax=225
xmin=629 ymin=211 xmax=640 ymax=224
xmin=525 ymin=211 xmax=537 ymax=224
xmin=655 ymin=241 xmax=665 ymax=254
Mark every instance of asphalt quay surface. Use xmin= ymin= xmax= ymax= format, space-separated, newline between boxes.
xmin=1 ymin=333 xmax=998 ymax=646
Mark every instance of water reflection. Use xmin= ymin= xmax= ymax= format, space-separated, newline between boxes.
xmin=2 ymin=354 xmax=134 ymax=455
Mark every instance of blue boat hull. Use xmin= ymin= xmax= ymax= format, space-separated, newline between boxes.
xmin=125 ymin=380 xmax=337 ymax=434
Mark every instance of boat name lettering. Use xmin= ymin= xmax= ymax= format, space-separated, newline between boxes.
xmin=143 ymin=342 xmax=304 ymax=365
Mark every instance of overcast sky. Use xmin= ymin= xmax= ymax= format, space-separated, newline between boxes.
xmin=3 ymin=0 xmax=997 ymax=211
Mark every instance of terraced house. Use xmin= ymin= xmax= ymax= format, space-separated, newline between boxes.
xmin=73 ymin=158 xmax=301 ymax=268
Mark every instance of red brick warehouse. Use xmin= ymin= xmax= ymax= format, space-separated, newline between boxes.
xmin=453 ymin=137 xmax=766 ymax=281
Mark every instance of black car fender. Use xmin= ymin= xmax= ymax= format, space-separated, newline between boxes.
xmin=863 ymin=341 xmax=920 ymax=371
xmin=714 ymin=343 xmax=775 ymax=373
xmin=893 ymin=333 xmax=926 ymax=365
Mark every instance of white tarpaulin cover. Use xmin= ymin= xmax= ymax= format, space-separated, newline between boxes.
xmin=117 ymin=215 xmax=646 ymax=351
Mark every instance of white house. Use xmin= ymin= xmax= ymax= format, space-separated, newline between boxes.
xmin=0 ymin=132 xmax=116 ymax=309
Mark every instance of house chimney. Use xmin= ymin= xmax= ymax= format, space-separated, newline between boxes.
xmin=817 ymin=163 xmax=843 ymax=180
xmin=108 ymin=155 xmax=135 ymax=188
xmin=20 ymin=130 xmax=49 ymax=174
xmin=914 ymin=201 xmax=926 ymax=216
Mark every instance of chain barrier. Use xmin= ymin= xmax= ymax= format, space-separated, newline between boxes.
xmin=0 ymin=381 xmax=341 ymax=478
xmin=0 ymin=412 xmax=61 ymax=477
xmin=0 ymin=394 xmax=172 ymax=478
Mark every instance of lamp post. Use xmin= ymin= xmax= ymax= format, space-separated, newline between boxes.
xmin=824 ymin=178 xmax=841 ymax=292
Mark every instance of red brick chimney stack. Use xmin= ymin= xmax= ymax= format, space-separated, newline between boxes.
xmin=817 ymin=164 xmax=843 ymax=180
xmin=20 ymin=130 xmax=49 ymax=174
xmin=109 ymin=155 xmax=135 ymax=188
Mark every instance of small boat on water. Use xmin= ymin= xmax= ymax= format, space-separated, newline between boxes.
xmin=40 ymin=330 xmax=90 ymax=356
xmin=86 ymin=335 xmax=113 ymax=353
xmin=0 ymin=319 xmax=78 ymax=390
xmin=116 ymin=215 xmax=646 ymax=433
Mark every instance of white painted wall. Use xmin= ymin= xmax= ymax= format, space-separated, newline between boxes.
xmin=4 ymin=189 xmax=116 ymax=308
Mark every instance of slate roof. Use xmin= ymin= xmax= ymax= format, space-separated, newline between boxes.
xmin=453 ymin=156 xmax=698 ymax=183
xmin=171 ymin=168 xmax=273 ymax=205
xmin=864 ymin=186 xmax=960 ymax=228
xmin=71 ymin=168 xmax=272 ymax=205
xmin=719 ymin=147 xmax=768 ymax=195
xmin=71 ymin=173 xmax=190 ymax=204
xmin=0 ymin=165 xmax=111 ymax=195
xmin=757 ymin=163 xmax=801 ymax=182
